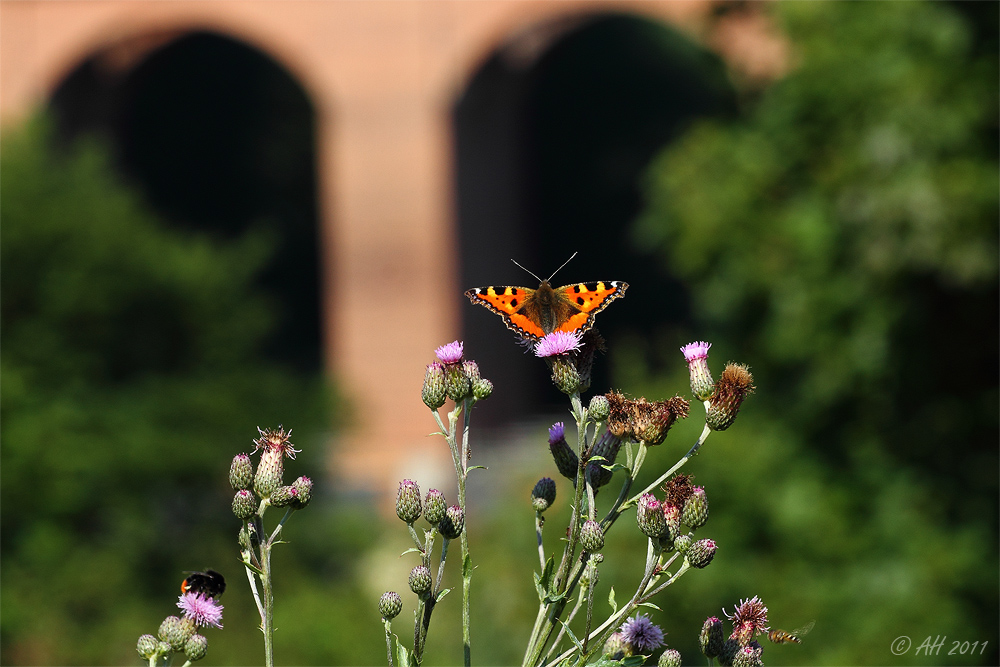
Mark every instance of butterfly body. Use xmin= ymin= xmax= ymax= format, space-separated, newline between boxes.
xmin=465 ymin=280 xmax=627 ymax=341
xmin=768 ymin=621 xmax=814 ymax=644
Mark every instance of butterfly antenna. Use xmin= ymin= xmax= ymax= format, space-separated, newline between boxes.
xmin=511 ymin=258 xmax=543 ymax=283
xmin=546 ymin=252 xmax=578 ymax=282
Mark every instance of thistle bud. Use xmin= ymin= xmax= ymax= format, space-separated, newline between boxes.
xmin=662 ymin=502 xmax=681 ymax=541
xmin=681 ymin=487 xmax=709 ymax=529
xmin=422 ymin=362 xmax=447 ymax=409
xmin=291 ymin=476 xmax=313 ymax=509
xmin=232 ymin=489 xmax=257 ymax=520
xmin=673 ymin=534 xmax=693 ymax=554
xmin=681 ymin=341 xmax=715 ymax=401
xmin=685 ymin=538 xmax=717 ymax=569
xmin=658 ymin=648 xmax=682 ymax=667
xmin=606 ymin=391 xmax=635 ymax=440
xmin=269 ymin=485 xmax=299 ymax=508
xmin=229 ymin=454 xmax=253 ymax=490
xmin=379 ymin=591 xmax=403 ymax=620
xmin=588 ymin=395 xmax=611 ymax=422
xmin=580 ymin=562 xmax=599 ymax=589
xmin=438 ymin=505 xmax=465 ymax=539
xmin=586 ymin=430 xmax=623 ymax=490
xmin=637 ymin=494 xmax=666 ymax=538
xmin=579 ymin=520 xmax=605 ymax=552
xmin=158 ymin=616 xmax=188 ymax=651
xmin=472 ymin=378 xmax=493 ymax=400
xmin=548 ymin=422 xmax=579 ymax=482
xmin=408 ymin=565 xmax=432 ymax=598
xmin=718 ymin=639 xmax=739 ymax=667
xmin=549 ymin=356 xmax=581 ymax=395
xmin=633 ymin=396 xmax=689 ymax=446
xmin=253 ymin=448 xmax=283 ymax=499
xmin=445 ymin=363 xmax=471 ymax=402
xmin=604 ymin=632 xmax=631 ymax=660
xmin=700 ymin=616 xmax=725 ymax=658
xmin=423 ymin=489 xmax=446 ymax=526
xmin=395 ymin=479 xmax=422 ymax=524
xmin=137 ymin=635 xmax=159 ymax=659
xmin=733 ymin=642 xmax=763 ymax=667
xmin=238 ymin=524 xmax=253 ymax=550
xmin=706 ymin=363 xmax=754 ymax=431
xmin=184 ymin=634 xmax=208 ymax=662
xmin=531 ymin=477 xmax=557 ymax=512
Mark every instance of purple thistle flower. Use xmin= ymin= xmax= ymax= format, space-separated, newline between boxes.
xmin=680 ymin=340 xmax=712 ymax=362
xmin=548 ymin=421 xmax=565 ymax=444
xmin=177 ymin=592 xmax=224 ymax=629
xmin=620 ymin=613 xmax=665 ymax=653
xmin=435 ymin=340 xmax=464 ymax=364
xmin=724 ymin=595 xmax=769 ymax=644
xmin=534 ymin=331 xmax=582 ymax=358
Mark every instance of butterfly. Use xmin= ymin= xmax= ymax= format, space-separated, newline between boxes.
xmin=768 ymin=620 xmax=815 ymax=644
xmin=181 ymin=569 xmax=226 ymax=598
xmin=465 ymin=254 xmax=627 ymax=342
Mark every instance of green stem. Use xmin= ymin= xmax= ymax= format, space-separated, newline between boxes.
xmin=628 ymin=423 xmax=712 ymax=507
xmin=383 ymin=620 xmax=396 ymax=667
xmin=433 ymin=399 xmax=475 ymax=667
xmin=546 ymin=540 xmax=664 ymax=667
xmin=534 ymin=513 xmax=546 ymax=571
xmin=260 ymin=539 xmax=275 ymax=667
xmin=523 ymin=394 xmax=587 ymax=667
xmin=458 ymin=400 xmax=473 ymax=667
xmin=581 ymin=559 xmax=597 ymax=654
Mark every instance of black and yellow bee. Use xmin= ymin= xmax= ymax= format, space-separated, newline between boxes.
xmin=768 ymin=620 xmax=815 ymax=644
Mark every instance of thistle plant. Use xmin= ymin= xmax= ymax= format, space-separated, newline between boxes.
xmin=231 ymin=426 xmax=313 ymax=667
xmin=381 ymin=324 xmax=756 ymax=667
xmin=382 ymin=341 xmax=488 ymax=667
xmin=135 ymin=580 xmax=223 ymax=666
xmin=697 ymin=596 xmax=771 ymax=667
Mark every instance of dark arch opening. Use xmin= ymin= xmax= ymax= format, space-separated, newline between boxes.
xmin=50 ymin=30 xmax=322 ymax=371
xmin=455 ymin=13 xmax=737 ymax=424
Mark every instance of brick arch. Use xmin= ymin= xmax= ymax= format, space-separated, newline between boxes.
xmin=436 ymin=1 xmax=713 ymax=106
xmin=9 ymin=5 xmax=329 ymax=117
xmin=0 ymin=1 xmax=786 ymax=500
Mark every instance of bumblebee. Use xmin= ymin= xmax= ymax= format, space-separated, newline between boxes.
xmin=181 ymin=569 xmax=226 ymax=598
xmin=768 ymin=620 xmax=814 ymax=644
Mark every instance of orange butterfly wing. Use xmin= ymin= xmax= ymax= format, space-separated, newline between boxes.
xmin=550 ymin=281 xmax=628 ymax=336
xmin=465 ymin=280 xmax=627 ymax=341
xmin=464 ymin=286 xmax=547 ymax=340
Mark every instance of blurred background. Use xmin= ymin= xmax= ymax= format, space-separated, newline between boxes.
xmin=1 ymin=1 xmax=996 ymax=665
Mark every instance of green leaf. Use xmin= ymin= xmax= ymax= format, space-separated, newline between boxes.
xmin=557 ymin=619 xmax=584 ymax=653
xmin=544 ymin=591 xmax=568 ymax=604
xmin=587 ymin=657 xmax=622 ymax=667
xmin=463 ymin=553 xmax=473 ymax=578
xmin=608 ymin=586 xmax=617 ymax=613
xmin=534 ymin=557 xmax=556 ymax=601
xmin=621 ymin=656 xmax=646 ymax=667
xmin=399 ymin=547 xmax=422 ymax=557
xmin=436 ymin=588 xmax=452 ymax=602
xmin=396 ymin=640 xmax=411 ymax=667
xmin=637 ymin=601 xmax=661 ymax=612
xmin=467 ymin=465 xmax=488 ymax=471
xmin=533 ymin=572 xmax=546 ymax=602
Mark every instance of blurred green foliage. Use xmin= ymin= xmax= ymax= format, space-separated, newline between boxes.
xmin=3 ymin=2 xmax=996 ymax=665
xmin=617 ymin=1 xmax=998 ymax=664
xmin=0 ymin=118 xmax=372 ymax=665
